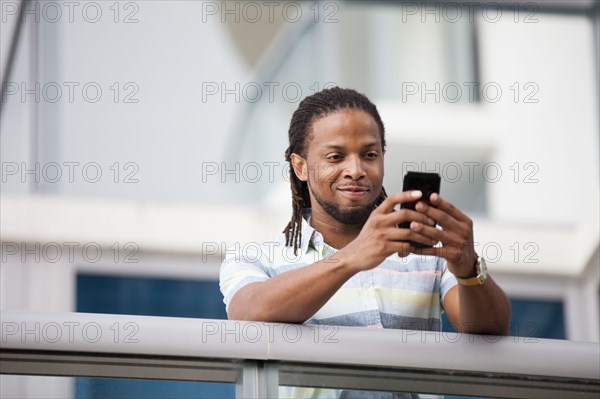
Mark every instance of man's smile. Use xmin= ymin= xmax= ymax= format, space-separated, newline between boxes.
xmin=337 ymin=185 xmax=371 ymax=199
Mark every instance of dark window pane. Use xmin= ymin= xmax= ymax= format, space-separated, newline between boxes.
xmin=442 ymin=297 xmax=566 ymax=339
xmin=75 ymin=274 xmax=230 ymax=399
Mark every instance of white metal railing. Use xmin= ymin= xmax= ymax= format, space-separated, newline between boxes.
xmin=1 ymin=310 xmax=599 ymax=398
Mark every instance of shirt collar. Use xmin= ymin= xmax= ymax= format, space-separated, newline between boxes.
xmin=299 ymin=208 xmax=317 ymax=254
xmin=299 ymin=208 xmax=338 ymax=256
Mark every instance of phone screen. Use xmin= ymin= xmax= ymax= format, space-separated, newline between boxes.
xmin=398 ymin=172 xmax=441 ymax=248
xmin=402 ymin=172 xmax=441 ymax=205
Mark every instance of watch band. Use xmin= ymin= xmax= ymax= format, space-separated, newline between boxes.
xmin=456 ymin=256 xmax=488 ymax=286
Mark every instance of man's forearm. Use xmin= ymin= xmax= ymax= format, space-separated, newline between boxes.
xmin=227 ymin=251 xmax=358 ymax=323
xmin=456 ymin=277 xmax=511 ymax=335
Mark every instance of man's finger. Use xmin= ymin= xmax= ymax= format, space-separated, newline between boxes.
xmin=386 ymin=227 xmax=438 ymax=247
xmin=411 ymin=247 xmax=439 ymax=257
xmin=415 ymin=201 xmax=464 ymax=232
xmin=389 ymin=208 xmax=435 ymax=228
xmin=429 ymin=193 xmax=471 ymax=224
xmin=377 ymin=190 xmax=422 ymax=213
xmin=409 ymin=221 xmax=456 ymax=243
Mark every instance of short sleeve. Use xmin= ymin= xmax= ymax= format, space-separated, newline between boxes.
xmin=219 ymin=244 xmax=271 ymax=314
xmin=439 ymin=258 xmax=458 ymax=306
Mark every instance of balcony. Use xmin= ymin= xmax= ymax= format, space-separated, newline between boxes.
xmin=1 ymin=310 xmax=598 ymax=398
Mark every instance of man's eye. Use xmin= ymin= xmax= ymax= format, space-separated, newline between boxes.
xmin=365 ymin=152 xmax=379 ymax=159
xmin=326 ymin=154 xmax=342 ymax=161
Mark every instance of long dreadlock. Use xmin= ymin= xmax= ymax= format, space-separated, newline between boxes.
xmin=283 ymin=87 xmax=388 ymax=254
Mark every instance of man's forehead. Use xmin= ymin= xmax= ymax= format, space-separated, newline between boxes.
xmin=312 ymin=108 xmax=377 ymax=128
xmin=307 ymin=109 xmax=382 ymax=147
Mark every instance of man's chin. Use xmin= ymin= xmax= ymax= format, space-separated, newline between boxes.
xmin=328 ymin=204 xmax=375 ymax=226
xmin=311 ymin=189 xmax=378 ymax=226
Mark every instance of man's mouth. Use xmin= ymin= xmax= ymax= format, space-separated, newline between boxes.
xmin=337 ymin=186 xmax=370 ymax=197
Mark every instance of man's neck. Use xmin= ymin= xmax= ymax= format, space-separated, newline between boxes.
xmin=308 ymin=207 xmax=363 ymax=250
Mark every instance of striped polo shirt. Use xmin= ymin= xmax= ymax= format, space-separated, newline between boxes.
xmin=220 ymin=215 xmax=456 ymax=398
xmin=219 ymin=215 xmax=457 ymax=330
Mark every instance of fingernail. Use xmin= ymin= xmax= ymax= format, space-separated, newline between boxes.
xmin=410 ymin=221 xmax=419 ymax=229
xmin=428 ymin=218 xmax=435 ymax=225
xmin=411 ymin=190 xmax=422 ymax=199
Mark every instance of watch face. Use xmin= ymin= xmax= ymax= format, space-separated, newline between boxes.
xmin=478 ymin=257 xmax=488 ymax=283
xmin=457 ymin=256 xmax=488 ymax=286
xmin=478 ymin=257 xmax=487 ymax=273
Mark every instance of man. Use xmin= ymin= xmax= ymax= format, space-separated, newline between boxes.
xmin=220 ymin=87 xmax=510 ymax=398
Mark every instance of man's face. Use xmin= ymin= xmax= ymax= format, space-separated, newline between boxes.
xmin=292 ymin=108 xmax=384 ymax=226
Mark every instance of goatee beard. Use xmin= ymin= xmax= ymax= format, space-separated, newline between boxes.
xmin=310 ymin=184 xmax=377 ymax=226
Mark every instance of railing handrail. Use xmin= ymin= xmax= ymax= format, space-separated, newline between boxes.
xmin=1 ymin=310 xmax=599 ymax=381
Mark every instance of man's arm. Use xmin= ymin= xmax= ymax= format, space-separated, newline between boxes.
xmin=443 ymin=278 xmax=511 ymax=335
xmin=411 ymin=193 xmax=511 ymax=335
xmin=227 ymin=191 xmax=437 ymax=323
xmin=228 ymin=255 xmax=356 ymax=323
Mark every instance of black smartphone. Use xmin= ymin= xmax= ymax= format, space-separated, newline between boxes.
xmin=398 ymin=171 xmax=441 ymax=248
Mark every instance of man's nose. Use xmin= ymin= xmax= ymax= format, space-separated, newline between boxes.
xmin=343 ymin=155 xmax=366 ymax=179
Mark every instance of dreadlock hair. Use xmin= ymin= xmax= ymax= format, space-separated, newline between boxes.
xmin=283 ymin=87 xmax=388 ymax=254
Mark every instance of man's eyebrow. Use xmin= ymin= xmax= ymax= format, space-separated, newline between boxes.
xmin=322 ymin=144 xmax=345 ymax=150
xmin=362 ymin=141 xmax=381 ymax=149
xmin=321 ymin=141 xmax=381 ymax=150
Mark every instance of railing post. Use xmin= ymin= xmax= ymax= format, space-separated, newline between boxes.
xmin=236 ymin=361 xmax=279 ymax=398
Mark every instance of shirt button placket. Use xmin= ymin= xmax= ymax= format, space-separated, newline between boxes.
xmin=365 ymin=269 xmax=381 ymax=327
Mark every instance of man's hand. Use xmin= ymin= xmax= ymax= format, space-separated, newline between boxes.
xmin=407 ymin=193 xmax=477 ymax=277
xmin=406 ymin=193 xmax=511 ymax=335
xmin=338 ymin=190 xmax=438 ymax=272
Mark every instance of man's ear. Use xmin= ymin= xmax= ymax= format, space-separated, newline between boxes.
xmin=290 ymin=153 xmax=308 ymax=182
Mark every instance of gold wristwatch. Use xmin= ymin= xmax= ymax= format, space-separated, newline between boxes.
xmin=455 ymin=255 xmax=488 ymax=286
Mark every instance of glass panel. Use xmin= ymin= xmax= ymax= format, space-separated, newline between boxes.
xmin=75 ymin=378 xmax=233 ymax=399
xmin=1 ymin=375 xmax=72 ymax=399
xmin=279 ymin=386 xmax=445 ymax=399
xmin=0 ymin=375 xmax=234 ymax=399
xmin=278 ymin=384 xmax=497 ymax=399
